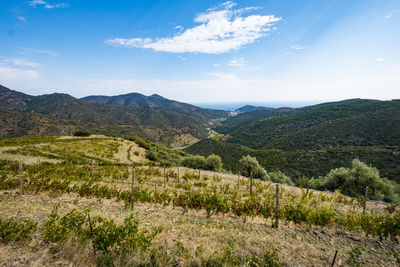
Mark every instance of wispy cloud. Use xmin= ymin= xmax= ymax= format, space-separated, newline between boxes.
xmin=384 ymin=10 xmax=396 ymax=19
xmin=105 ymin=1 xmax=281 ymax=54
xmin=285 ymin=44 xmax=305 ymax=55
xmin=29 ymin=0 xmax=69 ymax=9
xmin=178 ymin=55 xmax=187 ymax=61
xmin=19 ymin=48 xmax=58 ymax=57
xmin=291 ymin=44 xmax=305 ymax=50
xmin=0 ymin=65 xmax=40 ymax=80
xmin=227 ymin=57 xmax=245 ymax=67
xmin=207 ymin=72 xmax=238 ymax=79
xmin=16 ymin=16 xmax=26 ymax=22
xmin=376 ymin=58 xmax=385 ymax=62
xmin=3 ymin=58 xmax=40 ymax=68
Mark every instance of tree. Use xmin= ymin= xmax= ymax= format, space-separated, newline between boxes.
xmin=321 ymin=159 xmax=398 ymax=202
xmin=239 ymin=155 xmax=267 ymax=179
xmin=181 ymin=155 xmax=207 ymax=169
xmin=206 ymin=154 xmax=223 ymax=171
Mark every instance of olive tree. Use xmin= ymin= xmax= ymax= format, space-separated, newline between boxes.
xmin=239 ymin=155 xmax=267 ymax=179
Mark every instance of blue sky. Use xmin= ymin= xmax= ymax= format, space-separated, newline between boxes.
xmin=0 ymin=0 xmax=399 ymax=104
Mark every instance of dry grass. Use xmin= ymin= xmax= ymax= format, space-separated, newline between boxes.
xmin=0 ymin=135 xmax=399 ymax=266
xmin=0 ymin=190 xmax=399 ymax=267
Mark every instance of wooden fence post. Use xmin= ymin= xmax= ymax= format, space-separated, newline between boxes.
xmin=274 ymin=184 xmax=279 ymax=228
xmin=19 ymin=158 xmax=24 ymax=195
xmin=306 ymin=183 xmax=310 ymax=197
xmin=177 ymin=167 xmax=180 ymax=183
xmin=163 ymin=165 xmax=166 ymax=187
xmin=91 ymin=160 xmax=94 ymax=178
xmin=249 ymin=173 xmax=253 ymax=195
xmin=237 ymin=172 xmax=240 ymax=189
xmin=363 ymin=186 xmax=368 ymax=214
xmin=131 ymin=168 xmax=135 ymax=209
xmin=331 ymin=250 xmax=338 ymax=267
xmin=198 ymin=169 xmax=201 ymax=176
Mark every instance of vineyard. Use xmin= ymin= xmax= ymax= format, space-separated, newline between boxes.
xmin=0 ymin=136 xmax=399 ymax=266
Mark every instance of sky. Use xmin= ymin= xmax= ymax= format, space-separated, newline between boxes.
xmin=0 ymin=0 xmax=399 ymax=104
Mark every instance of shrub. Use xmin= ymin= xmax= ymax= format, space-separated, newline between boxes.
xmin=0 ymin=217 xmax=37 ymax=242
xmin=239 ymin=155 xmax=267 ymax=179
xmin=206 ymin=154 xmax=223 ymax=171
xmin=181 ymin=155 xmax=207 ymax=169
xmin=145 ymin=151 xmax=158 ymax=161
xmin=42 ymin=207 xmax=160 ymax=256
xmin=73 ymin=131 xmax=91 ymax=137
xmin=346 ymin=246 xmax=365 ymax=267
xmin=269 ymin=171 xmax=294 ymax=185
xmin=312 ymin=159 xmax=399 ymax=202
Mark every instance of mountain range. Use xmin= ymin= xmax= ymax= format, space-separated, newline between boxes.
xmin=186 ymin=98 xmax=400 ymax=182
xmin=2 ymin=84 xmax=400 ymax=182
xmin=0 ymin=85 xmax=225 ymax=145
xmin=81 ymin=92 xmax=228 ymax=120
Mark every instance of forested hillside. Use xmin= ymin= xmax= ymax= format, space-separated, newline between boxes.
xmin=188 ymin=99 xmax=400 ymax=182
xmin=217 ymin=99 xmax=400 ymax=149
xmin=82 ymin=92 xmax=229 ymax=119
xmin=0 ymin=85 xmax=210 ymax=145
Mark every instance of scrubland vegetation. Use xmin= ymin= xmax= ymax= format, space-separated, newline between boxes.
xmin=0 ymin=135 xmax=399 ymax=266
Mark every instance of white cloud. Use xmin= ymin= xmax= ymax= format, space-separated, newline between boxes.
xmin=175 ymin=25 xmax=184 ymax=32
xmin=19 ymin=48 xmax=58 ymax=57
xmin=227 ymin=57 xmax=245 ymax=67
xmin=178 ymin=56 xmax=187 ymax=61
xmin=3 ymin=58 xmax=40 ymax=68
xmin=376 ymin=58 xmax=385 ymax=62
xmin=207 ymin=72 xmax=238 ymax=80
xmin=0 ymin=65 xmax=40 ymax=84
xmin=291 ymin=45 xmax=305 ymax=50
xmin=384 ymin=14 xmax=393 ymax=19
xmin=384 ymin=10 xmax=396 ymax=19
xmin=16 ymin=16 xmax=26 ymax=22
xmin=29 ymin=0 xmax=69 ymax=9
xmin=105 ymin=1 xmax=281 ymax=54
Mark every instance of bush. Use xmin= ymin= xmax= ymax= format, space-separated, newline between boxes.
xmin=206 ymin=154 xmax=223 ymax=171
xmin=295 ymin=176 xmax=309 ymax=187
xmin=145 ymin=151 xmax=158 ymax=161
xmin=42 ymin=207 xmax=160 ymax=258
xmin=269 ymin=171 xmax=294 ymax=185
xmin=319 ymin=159 xmax=399 ymax=202
xmin=239 ymin=155 xmax=267 ymax=179
xmin=0 ymin=217 xmax=37 ymax=242
xmin=73 ymin=131 xmax=91 ymax=137
xmin=346 ymin=246 xmax=365 ymax=267
xmin=127 ymin=136 xmax=152 ymax=150
xmin=181 ymin=155 xmax=207 ymax=169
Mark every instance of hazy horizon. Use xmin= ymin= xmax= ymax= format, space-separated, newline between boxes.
xmin=1 ymin=0 xmax=399 ymax=102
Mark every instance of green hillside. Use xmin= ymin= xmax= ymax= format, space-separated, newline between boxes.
xmin=187 ymin=99 xmax=400 ymax=183
xmin=0 ymin=85 xmax=210 ymax=145
xmin=81 ymin=92 xmax=229 ymax=120
xmin=217 ymin=99 xmax=400 ymax=150
xmin=185 ymin=139 xmax=400 ymax=183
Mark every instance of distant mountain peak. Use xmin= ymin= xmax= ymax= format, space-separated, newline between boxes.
xmin=150 ymin=93 xmax=164 ymax=98
xmin=81 ymin=92 xmax=229 ymax=119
